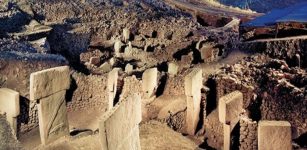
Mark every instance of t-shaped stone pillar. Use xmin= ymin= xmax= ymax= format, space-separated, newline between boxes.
xmin=184 ymin=68 xmax=203 ymax=135
xmin=30 ymin=66 xmax=70 ymax=145
xmin=218 ymin=91 xmax=243 ymax=131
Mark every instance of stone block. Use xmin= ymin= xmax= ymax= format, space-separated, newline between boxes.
xmin=168 ymin=62 xmax=179 ymax=76
xmin=142 ymin=68 xmax=158 ymax=99
xmin=37 ymin=90 xmax=69 ymax=145
xmin=107 ymin=68 xmax=120 ymax=109
xmin=99 ymin=62 xmax=112 ymax=73
xmin=123 ymin=28 xmax=130 ymax=42
xmin=184 ymin=68 xmax=203 ymax=96
xmin=0 ymin=88 xmax=20 ymax=117
xmin=258 ymin=121 xmax=291 ymax=150
xmin=114 ymin=40 xmax=124 ymax=57
xmin=99 ymin=94 xmax=141 ymax=150
xmin=30 ymin=66 xmax=70 ymax=100
xmin=125 ymin=63 xmax=133 ymax=74
xmin=218 ymin=91 xmax=243 ymax=130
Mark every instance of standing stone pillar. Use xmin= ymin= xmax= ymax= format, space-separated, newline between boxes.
xmin=218 ymin=91 xmax=243 ymax=130
xmin=184 ymin=68 xmax=203 ymax=135
xmin=0 ymin=88 xmax=20 ymax=135
xmin=99 ymin=94 xmax=142 ymax=150
xmin=30 ymin=66 xmax=70 ymax=145
xmin=123 ymin=28 xmax=131 ymax=43
xmin=258 ymin=120 xmax=291 ymax=150
xmin=223 ymin=124 xmax=231 ymax=150
xmin=142 ymin=68 xmax=158 ymax=99
xmin=107 ymin=68 xmax=120 ymax=110
xmin=114 ymin=40 xmax=124 ymax=57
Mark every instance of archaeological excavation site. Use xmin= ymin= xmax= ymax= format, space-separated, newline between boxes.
xmin=0 ymin=0 xmax=306 ymax=150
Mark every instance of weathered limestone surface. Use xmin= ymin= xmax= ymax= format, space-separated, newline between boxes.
xmin=100 ymin=94 xmax=142 ymax=150
xmin=107 ymin=68 xmax=120 ymax=109
xmin=114 ymin=40 xmax=124 ymax=57
xmin=184 ymin=68 xmax=202 ymax=96
xmin=223 ymin=124 xmax=231 ymax=150
xmin=0 ymin=88 xmax=20 ymax=118
xmin=168 ymin=62 xmax=179 ymax=76
xmin=30 ymin=66 xmax=70 ymax=100
xmin=123 ymin=28 xmax=130 ymax=42
xmin=184 ymin=68 xmax=203 ymax=135
xmin=142 ymin=68 xmax=158 ymax=99
xmin=0 ymin=88 xmax=20 ymax=134
xmin=258 ymin=121 xmax=291 ymax=150
xmin=37 ymin=90 xmax=69 ymax=145
xmin=218 ymin=91 xmax=243 ymax=130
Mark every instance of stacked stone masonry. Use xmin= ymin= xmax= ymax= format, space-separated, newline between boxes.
xmin=67 ymin=72 xmax=108 ymax=112
xmin=239 ymin=117 xmax=258 ymax=150
xmin=216 ymin=75 xmax=254 ymax=109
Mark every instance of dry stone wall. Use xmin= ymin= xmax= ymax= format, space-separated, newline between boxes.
xmin=67 ymin=72 xmax=108 ymax=112
xmin=260 ymin=79 xmax=307 ymax=138
xmin=239 ymin=117 xmax=257 ymax=150
xmin=216 ymin=75 xmax=255 ymax=109
xmin=240 ymin=37 xmax=307 ymax=68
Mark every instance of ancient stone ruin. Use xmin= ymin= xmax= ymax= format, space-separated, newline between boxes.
xmin=0 ymin=0 xmax=306 ymax=149
xmin=30 ymin=66 xmax=70 ymax=145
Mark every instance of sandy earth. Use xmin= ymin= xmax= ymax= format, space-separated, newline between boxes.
xmin=20 ymin=120 xmax=197 ymax=150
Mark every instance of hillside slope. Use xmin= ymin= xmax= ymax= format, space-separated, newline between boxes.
xmin=212 ymin=0 xmax=305 ymax=12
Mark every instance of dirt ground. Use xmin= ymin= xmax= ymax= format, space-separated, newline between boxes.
xmin=0 ymin=115 xmax=22 ymax=150
xmin=20 ymin=118 xmax=197 ymax=150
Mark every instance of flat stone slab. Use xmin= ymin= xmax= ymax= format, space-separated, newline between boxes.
xmin=37 ymin=90 xmax=69 ymax=145
xmin=218 ymin=91 xmax=243 ymax=130
xmin=100 ymin=94 xmax=142 ymax=150
xmin=142 ymin=68 xmax=158 ymax=99
xmin=30 ymin=66 xmax=70 ymax=100
xmin=258 ymin=120 xmax=292 ymax=150
xmin=0 ymin=88 xmax=20 ymax=117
